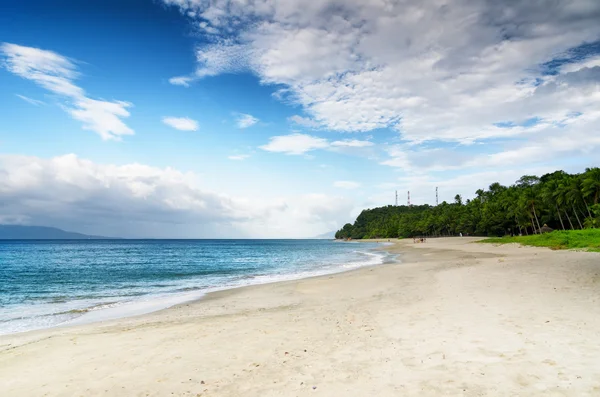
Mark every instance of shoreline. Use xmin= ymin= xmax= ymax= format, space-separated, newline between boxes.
xmin=1 ymin=240 xmax=392 ymax=337
xmin=2 ymin=237 xmax=600 ymax=396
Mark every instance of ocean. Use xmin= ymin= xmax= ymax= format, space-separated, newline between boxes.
xmin=0 ymin=239 xmax=390 ymax=335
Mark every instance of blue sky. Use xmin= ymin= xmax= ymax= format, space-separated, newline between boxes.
xmin=1 ymin=0 xmax=600 ymax=238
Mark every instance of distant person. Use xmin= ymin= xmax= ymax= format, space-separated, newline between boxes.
xmin=459 ymin=232 xmax=463 ymax=237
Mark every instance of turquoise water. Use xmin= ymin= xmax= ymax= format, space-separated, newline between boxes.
xmin=0 ymin=239 xmax=387 ymax=335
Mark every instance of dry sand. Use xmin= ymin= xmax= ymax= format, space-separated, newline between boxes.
xmin=1 ymin=237 xmax=600 ymax=396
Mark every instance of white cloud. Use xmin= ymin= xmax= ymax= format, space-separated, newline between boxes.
xmin=228 ymin=154 xmax=250 ymax=160
xmin=260 ymin=133 xmax=374 ymax=155
xmin=381 ymin=108 xmax=600 ymax=173
xmin=69 ymin=99 xmax=133 ymax=139
xmin=333 ymin=181 xmax=361 ymax=189
xmin=1 ymin=43 xmax=133 ymax=140
xmin=163 ymin=0 xmax=600 ymax=147
xmin=235 ymin=113 xmax=259 ymax=128
xmin=260 ymin=133 xmax=329 ymax=155
xmin=169 ymin=76 xmax=193 ymax=87
xmin=162 ymin=116 xmax=199 ymax=131
xmin=167 ymin=41 xmax=251 ymax=86
xmin=289 ymin=115 xmax=320 ymax=128
xmin=0 ymin=154 xmax=355 ymax=238
xmin=0 ymin=153 xmax=245 ymax=237
xmin=15 ymin=94 xmax=45 ymax=106
xmin=331 ymin=139 xmax=374 ymax=148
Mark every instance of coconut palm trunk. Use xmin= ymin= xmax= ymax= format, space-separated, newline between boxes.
xmin=572 ymin=204 xmax=583 ymax=229
xmin=585 ymin=202 xmax=593 ymax=220
xmin=564 ymin=209 xmax=575 ymax=230
xmin=532 ymin=203 xmax=542 ymax=231
xmin=555 ymin=204 xmax=565 ymax=230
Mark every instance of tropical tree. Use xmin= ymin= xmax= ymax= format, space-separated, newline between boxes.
xmin=335 ymin=168 xmax=597 ymax=239
xmin=582 ymin=167 xmax=600 ymax=205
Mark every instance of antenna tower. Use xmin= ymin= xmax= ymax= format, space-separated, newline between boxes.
xmin=395 ymin=190 xmax=398 ymax=206
xmin=436 ymin=187 xmax=439 ymax=206
xmin=407 ymin=191 xmax=411 ymax=206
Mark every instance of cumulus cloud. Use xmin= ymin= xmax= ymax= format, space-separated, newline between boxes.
xmin=333 ymin=181 xmax=361 ymax=189
xmin=162 ymin=0 xmax=600 ymax=146
xmin=235 ymin=113 xmax=259 ymax=128
xmin=0 ymin=154 xmax=354 ymax=238
xmin=16 ymin=94 xmax=45 ymax=106
xmin=0 ymin=153 xmax=245 ymax=237
xmin=162 ymin=116 xmax=199 ymax=131
xmin=1 ymin=43 xmax=133 ymax=140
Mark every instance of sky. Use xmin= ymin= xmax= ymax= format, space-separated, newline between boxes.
xmin=1 ymin=0 xmax=600 ymax=238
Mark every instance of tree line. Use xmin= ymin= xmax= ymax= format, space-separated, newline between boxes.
xmin=335 ymin=168 xmax=600 ymax=239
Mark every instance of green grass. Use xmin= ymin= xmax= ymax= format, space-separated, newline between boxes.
xmin=480 ymin=229 xmax=600 ymax=252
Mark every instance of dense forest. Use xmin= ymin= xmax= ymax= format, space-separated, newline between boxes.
xmin=335 ymin=168 xmax=600 ymax=239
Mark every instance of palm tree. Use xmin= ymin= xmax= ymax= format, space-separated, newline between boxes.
xmin=556 ymin=179 xmax=576 ymax=229
xmin=582 ymin=167 xmax=600 ymax=205
xmin=542 ymin=180 xmax=565 ymax=230
xmin=454 ymin=194 xmax=463 ymax=205
xmin=565 ymin=178 xmax=585 ymax=229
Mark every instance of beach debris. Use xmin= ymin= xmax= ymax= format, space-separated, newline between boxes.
xmin=285 ymin=352 xmax=289 ymax=355
xmin=200 ymin=381 xmax=205 ymax=385
xmin=313 ymin=386 xmax=317 ymax=390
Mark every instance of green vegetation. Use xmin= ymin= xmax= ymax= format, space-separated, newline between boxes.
xmin=335 ymin=168 xmax=600 ymax=240
xmin=481 ymin=229 xmax=600 ymax=252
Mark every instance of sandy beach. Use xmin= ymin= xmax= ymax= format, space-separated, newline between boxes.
xmin=1 ymin=237 xmax=600 ymax=396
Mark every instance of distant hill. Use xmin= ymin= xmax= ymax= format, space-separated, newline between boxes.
xmin=314 ymin=231 xmax=336 ymax=239
xmin=0 ymin=225 xmax=115 ymax=240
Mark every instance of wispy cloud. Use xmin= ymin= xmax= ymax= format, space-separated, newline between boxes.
xmin=168 ymin=76 xmax=193 ymax=87
xmin=330 ymin=139 xmax=374 ymax=148
xmin=1 ymin=43 xmax=133 ymax=140
xmin=228 ymin=154 xmax=250 ymax=161
xmin=168 ymin=42 xmax=251 ymax=87
xmin=15 ymin=94 xmax=45 ymax=106
xmin=162 ymin=116 xmax=199 ymax=131
xmin=260 ymin=133 xmax=373 ymax=155
xmin=260 ymin=133 xmax=329 ymax=155
xmin=333 ymin=181 xmax=361 ymax=189
xmin=289 ymin=115 xmax=320 ymax=129
xmin=236 ymin=113 xmax=259 ymax=129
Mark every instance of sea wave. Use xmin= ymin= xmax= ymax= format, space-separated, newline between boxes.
xmin=0 ymin=240 xmax=390 ymax=335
